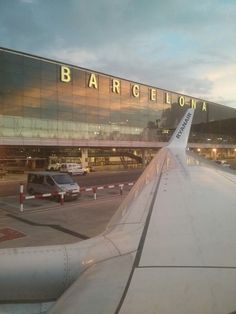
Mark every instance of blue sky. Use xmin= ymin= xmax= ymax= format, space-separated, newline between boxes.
xmin=0 ymin=0 xmax=236 ymax=108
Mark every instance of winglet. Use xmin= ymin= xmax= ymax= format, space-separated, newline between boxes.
xmin=167 ymin=108 xmax=194 ymax=149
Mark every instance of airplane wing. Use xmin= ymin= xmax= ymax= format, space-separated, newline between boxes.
xmin=1 ymin=108 xmax=236 ymax=314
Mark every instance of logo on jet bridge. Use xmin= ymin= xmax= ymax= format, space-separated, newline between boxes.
xmin=176 ymin=112 xmax=192 ymax=139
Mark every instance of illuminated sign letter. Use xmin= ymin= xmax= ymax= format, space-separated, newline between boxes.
xmin=60 ymin=66 xmax=71 ymax=83
xmin=202 ymin=102 xmax=207 ymax=111
xmin=132 ymin=84 xmax=140 ymax=98
xmin=112 ymin=79 xmax=120 ymax=94
xmin=150 ymin=89 xmax=156 ymax=101
xmin=165 ymin=92 xmax=171 ymax=104
xmin=88 ymin=73 xmax=98 ymax=89
xmin=178 ymin=96 xmax=185 ymax=107
xmin=190 ymin=99 xmax=197 ymax=109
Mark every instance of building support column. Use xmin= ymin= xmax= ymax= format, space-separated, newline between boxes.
xmin=142 ymin=149 xmax=148 ymax=166
xmin=211 ymin=148 xmax=217 ymax=160
xmin=81 ymin=149 xmax=88 ymax=168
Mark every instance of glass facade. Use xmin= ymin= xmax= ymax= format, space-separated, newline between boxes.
xmin=0 ymin=47 xmax=236 ymax=151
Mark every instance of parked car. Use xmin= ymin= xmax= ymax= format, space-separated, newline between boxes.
xmin=27 ymin=171 xmax=80 ymax=200
xmin=60 ymin=163 xmax=87 ymax=175
xmin=215 ymin=160 xmax=231 ymax=167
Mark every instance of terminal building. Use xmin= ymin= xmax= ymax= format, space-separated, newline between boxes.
xmin=0 ymin=47 xmax=236 ymax=170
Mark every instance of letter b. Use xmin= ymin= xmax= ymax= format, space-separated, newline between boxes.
xmin=61 ymin=66 xmax=71 ymax=83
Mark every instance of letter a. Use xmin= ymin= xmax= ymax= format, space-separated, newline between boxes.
xmin=202 ymin=102 xmax=207 ymax=111
xmin=88 ymin=73 xmax=98 ymax=89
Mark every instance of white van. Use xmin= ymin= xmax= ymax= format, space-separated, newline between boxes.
xmin=60 ymin=163 xmax=87 ymax=175
xmin=27 ymin=171 xmax=80 ymax=200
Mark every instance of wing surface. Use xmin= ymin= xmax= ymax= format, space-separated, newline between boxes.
xmin=50 ymin=149 xmax=236 ymax=314
xmin=118 ymin=150 xmax=236 ymax=314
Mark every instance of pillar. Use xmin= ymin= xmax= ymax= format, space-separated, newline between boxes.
xmin=81 ymin=149 xmax=88 ymax=168
xmin=142 ymin=149 xmax=148 ymax=166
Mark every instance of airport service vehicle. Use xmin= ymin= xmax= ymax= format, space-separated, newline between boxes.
xmin=1 ymin=109 xmax=236 ymax=314
xmin=60 ymin=162 xmax=87 ymax=175
xmin=27 ymin=171 xmax=80 ymax=200
xmin=47 ymin=162 xmax=61 ymax=171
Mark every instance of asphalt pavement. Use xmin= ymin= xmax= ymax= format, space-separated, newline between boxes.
xmin=0 ymin=194 xmax=127 ymax=248
xmin=0 ymin=168 xmax=143 ymax=196
xmin=0 ymin=168 xmax=143 ymax=249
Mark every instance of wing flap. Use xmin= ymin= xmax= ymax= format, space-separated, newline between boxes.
xmin=119 ymin=267 xmax=236 ymax=314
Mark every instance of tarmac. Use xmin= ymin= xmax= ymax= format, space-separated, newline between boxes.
xmin=0 ymin=185 xmax=130 ymax=249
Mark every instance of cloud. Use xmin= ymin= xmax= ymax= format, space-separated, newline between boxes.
xmin=19 ymin=0 xmax=36 ymax=3
xmin=0 ymin=0 xmax=236 ymax=108
xmin=205 ymin=65 xmax=236 ymax=106
xmin=49 ymin=48 xmax=98 ymax=66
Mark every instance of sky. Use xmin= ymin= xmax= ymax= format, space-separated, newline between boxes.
xmin=0 ymin=0 xmax=236 ymax=108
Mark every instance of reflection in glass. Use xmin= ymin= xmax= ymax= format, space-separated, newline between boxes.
xmin=0 ymin=49 xmax=236 ymax=145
